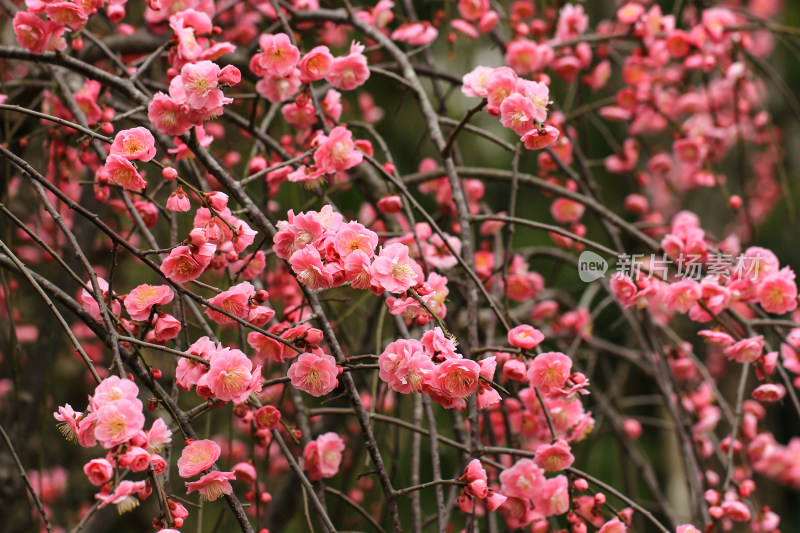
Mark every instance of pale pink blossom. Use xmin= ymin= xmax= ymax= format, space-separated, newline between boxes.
xmin=335 ymin=222 xmax=378 ymax=258
xmin=325 ymin=41 xmax=370 ymax=91
xmin=91 ymin=376 xmax=139 ymax=409
xmin=485 ymin=67 xmax=517 ymax=115
xmin=610 ymin=273 xmax=638 ymax=308
xmin=255 ymin=69 xmax=301 ymax=103
xmin=313 ymin=126 xmax=364 ymax=173
xmin=499 ymin=458 xmax=545 ymax=500
xmin=535 ymin=439 xmax=574 ymax=472
xmin=202 ymin=347 xmax=262 ymax=404
xmin=508 ymin=325 xmax=544 ymax=350
xmin=757 ymin=267 xmax=798 ymax=314
xmin=125 ymin=284 xmax=173 ymax=321
xmin=290 ymin=247 xmax=334 ymax=290
xmin=555 ymin=4 xmax=589 ymax=42
xmin=370 ymin=243 xmax=422 ymax=293
xmin=110 ymin=128 xmax=157 ymax=162
xmin=379 ymin=338 xmax=435 ymax=394
xmin=421 ymin=327 xmax=459 ymax=360
xmin=96 ymin=480 xmax=147 ymax=514
xmin=148 ymin=92 xmax=193 ymax=136
xmin=181 ymin=60 xmax=224 ymax=110
xmin=461 ymin=66 xmax=493 ymax=98
xmin=664 ymin=279 xmax=701 ymax=313
xmin=500 ymin=93 xmax=536 ymax=135
xmin=160 ymin=243 xmax=217 ymax=283
xmin=54 ymin=404 xmax=82 ymax=443
xmin=598 ymin=517 xmax=628 ymax=533
xmin=78 ymin=277 xmax=121 ymax=322
xmin=505 ymin=39 xmax=553 ymax=76
xmin=186 ymin=471 xmax=236 ymax=501
xmin=752 ymin=383 xmax=786 ymax=403
xmin=178 ymin=439 xmax=221 ymax=477
xmin=344 ymin=250 xmax=373 ymax=290
xmin=298 ymin=45 xmax=334 ymax=83
xmin=287 ymin=352 xmax=340 ymax=397
xmin=176 ymin=336 xmax=216 ymax=391
xmin=303 ymin=432 xmax=345 ymax=481
xmin=105 ymin=154 xmax=147 ymax=191
xmin=535 ymin=475 xmax=570 ymax=516
xmin=145 ymin=418 xmax=172 ymax=454
xmin=94 ymin=399 xmax=145 ymax=449
xmin=205 ymin=282 xmax=256 ymax=324
xmin=256 ymin=33 xmax=300 ymax=77
xmin=167 ymin=188 xmax=191 ymax=211
xmin=528 ymin=352 xmax=572 ymax=394
xmin=391 ymin=22 xmax=438 ymax=46
xmin=617 ymin=3 xmax=645 ymax=24
xmin=724 ymin=336 xmax=764 ymax=364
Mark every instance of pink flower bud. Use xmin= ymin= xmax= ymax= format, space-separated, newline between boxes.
xmin=377 ymin=195 xmax=403 ymax=214
xmin=218 ymin=65 xmax=241 ymax=86
xmin=162 ymin=167 xmax=178 ymax=180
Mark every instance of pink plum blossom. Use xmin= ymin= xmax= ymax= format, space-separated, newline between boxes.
xmin=528 ymin=352 xmax=572 ymax=394
xmin=185 ymin=471 xmax=236 ymax=501
xmin=124 ymin=284 xmax=173 ymax=321
xmin=379 ymin=339 xmax=435 ymax=394
xmin=370 ymin=243 xmax=422 ymax=293
xmin=110 ymin=128 xmax=157 ymax=162
xmin=303 ymin=432 xmax=345 ymax=481
xmin=177 ymin=439 xmax=221 ymax=477
xmin=287 ymin=352 xmax=340 ymax=396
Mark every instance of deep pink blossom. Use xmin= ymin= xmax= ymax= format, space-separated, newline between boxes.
xmin=160 ymin=243 xmax=216 ymax=283
xmin=83 ymin=459 xmax=113 ymax=486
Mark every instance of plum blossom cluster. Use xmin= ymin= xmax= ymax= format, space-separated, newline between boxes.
xmin=598 ymin=4 xmax=782 ymax=237
xmin=4 ymin=0 xmax=799 ymax=531
xmin=273 ymin=208 xmax=453 ymax=325
xmin=377 ymin=327 xmax=498 ymax=410
xmin=611 ymin=212 xmax=798 ymax=320
xmin=178 ymin=439 xmax=238 ymax=502
xmin=462 ymin=66 xmax=559 ymax=151
xmin=160 ymin=192 xmax=260 ymax=284
xmin=147 ymin=7 xmax=239 ymax=137
xmin=148 ymin=59 xmax=237 ymax=137
xmin=174 ymin=336 xmax=262 ymax=404
xmin=53 ymin=376 xmax=172 ymax=515
xmin=250 ymin=33 xmax=369 ymax=105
